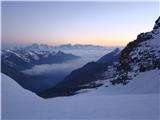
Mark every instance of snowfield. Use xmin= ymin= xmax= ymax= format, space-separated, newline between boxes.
xmin=83 ymin=70 xmax=160 ymax=95
xmin=1 ymin=70 xmax=160 ymax=120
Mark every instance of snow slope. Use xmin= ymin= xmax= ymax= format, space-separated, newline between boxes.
xmin=82 ymin=69 xmax=160 ymax=95
xmin=1 ymin=71 xmax=160 ymax=120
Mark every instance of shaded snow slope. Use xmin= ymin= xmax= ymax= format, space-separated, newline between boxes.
xmin=1 ymin=71 xmax=160 ymax=120
xmin=1 ymin=73 xmax=40 ymax=99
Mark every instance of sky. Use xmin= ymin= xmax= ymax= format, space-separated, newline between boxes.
xmin=1 ymin=1 xmax=159 ymax=47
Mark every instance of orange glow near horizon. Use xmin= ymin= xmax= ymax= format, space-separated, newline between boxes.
xmin=44 ymin=33 xmax=135 ymax=46
xmin=2 ymin=2 xmax=158 ymax=47
xmin=17 ymin=34 xmax=137 ymax=46
xmin=12 ymin=33 xmax=135 ymax=47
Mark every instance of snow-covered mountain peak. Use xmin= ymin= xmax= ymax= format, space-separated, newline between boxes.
xmin=25 ymin=43 xmax=52 ymax=51
xmin=18 ymin=43 xmax=108 ymax=51
xmin=1 ymin=47 xmax=80 ymax=72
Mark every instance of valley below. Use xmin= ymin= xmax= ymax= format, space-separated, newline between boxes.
xmin=1 ymin=3 xmax=160 ymax=119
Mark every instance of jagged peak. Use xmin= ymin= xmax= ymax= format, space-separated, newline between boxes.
xmin=153 ymin=16 xmax=160 ymax=29
xmin=155 ymin=16 xmax=160 ymax=24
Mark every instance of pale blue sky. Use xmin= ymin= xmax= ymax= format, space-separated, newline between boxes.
xmin=2 ymin=1 xmax=159 ymax=47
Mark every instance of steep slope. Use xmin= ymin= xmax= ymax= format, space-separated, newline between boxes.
xmin=112 ymin=16 xmax=160 ymax=84
xmin=97 ymin=48 xmax=120 ymax=64
xmin=1 ymin=73 xmax=39 ymax=99
xmin=1 ymin=73 xmax=42 ymax=119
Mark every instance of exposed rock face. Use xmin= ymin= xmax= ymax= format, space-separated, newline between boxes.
xmin=112 ymin=16 xmax=160 ymax=85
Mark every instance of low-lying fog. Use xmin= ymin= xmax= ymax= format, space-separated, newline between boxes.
xmin=22 ymin=48 xmax=118 ymax=86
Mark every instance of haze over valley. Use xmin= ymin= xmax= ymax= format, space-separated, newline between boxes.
xmin=1 ymin=1 xmax=159 ymax=120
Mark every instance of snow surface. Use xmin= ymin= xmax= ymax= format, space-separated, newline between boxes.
xmin=83 ymin=69 xmax=160 ymax=95
xmin=1 ymin=70 xmax=160 ymax=120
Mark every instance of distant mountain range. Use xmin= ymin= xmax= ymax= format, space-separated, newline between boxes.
xmin=53 ymin=44 xmax=107 ymax=50
xmin=1 ymin=49 xmax=80 ymax=71
xmin=1 ymin=48 xmax=80 ymax=92
xmin=1 ymin=43 xmax=118 ymax=94
xmin=14 ymin=43 xmax=108 ymax=51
